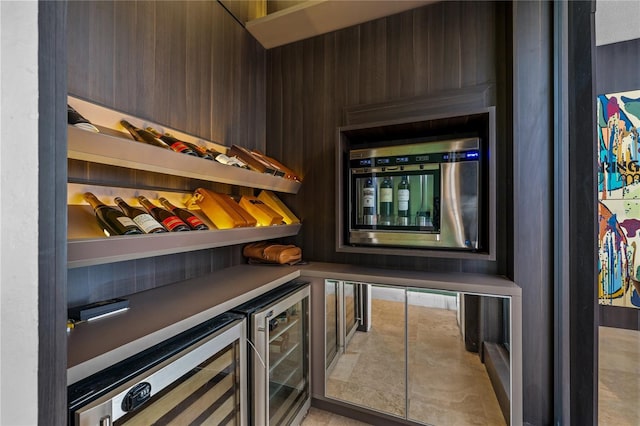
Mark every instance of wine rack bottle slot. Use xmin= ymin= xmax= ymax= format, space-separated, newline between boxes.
xmin=83 ymin=192 xmax=143 ymax=236
xmin=120 ymin=119 xmax=171 ymax=150
xmin=114 ymin=197 xmax=167 ymax=234
xmin=137 ymin=196 xmax=191 ymax=232
xmin=145 ymin=127 xmax=200 ymax=157
xmin=158 ymin=197 xmax=209 ymax=231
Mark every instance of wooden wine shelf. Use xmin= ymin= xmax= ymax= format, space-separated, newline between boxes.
xmin=67 ymin=125 xmax=302 ymax=194
xmin=68 ymin=222 xmax=302 ymax=269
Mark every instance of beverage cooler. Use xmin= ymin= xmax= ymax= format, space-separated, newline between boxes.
xmin=347 ymin=137 xmax=483 ymax=251
xmin=67 ymin=312 xmax=246 ymax=426
xmin=232 ymin=280 xmax=311 ymax=426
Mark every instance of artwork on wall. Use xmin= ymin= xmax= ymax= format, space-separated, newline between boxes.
xmin=598 ymin=89 xmax=640 ymax=308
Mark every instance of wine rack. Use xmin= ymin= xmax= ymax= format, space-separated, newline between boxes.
xmin=68 ymin=126 xmax=301 ymax=194
xmin=67 ymin=112 xmax=302 ymax=268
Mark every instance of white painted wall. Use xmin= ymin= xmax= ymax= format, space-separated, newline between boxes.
xmin=596 ymin=0 xmax=640 ymax=46
xmin=0 ymin=1 xmax=40 ymax=424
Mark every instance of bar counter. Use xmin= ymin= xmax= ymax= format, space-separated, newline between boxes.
xmin=67 ymin=262 xmax=520 ymax=385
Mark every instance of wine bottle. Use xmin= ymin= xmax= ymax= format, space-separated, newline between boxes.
xmin=137 ymin=196 xmax=191 ymax=232
xmin=162 ymin=132 xmax=216 ymax=161
xmin=114 ymin=197 xmax=167 ymax=234
xmin=158 ymin=197 xmax=209 ymax=230
xmin=83 ymin=192 xmax=143 ymax=236
xmin=68 ymin=105 xmax=99 ymax=132
xmin=145 ymin=127 xmax=199 ymax=157
xmin=214 ymin=153 xmax=248 ymax=168
xmin=120 ymin=120 xmax=171 ymax=150
xmin=362 ymin=177 xmax=376 ymax=225
xmin=397 ymin=175 xmax=410 ymax=226
xmin=416 ymin=175 xmax=432 ymax=227
xmin=379 ymin=176 xmax=393 ymax=225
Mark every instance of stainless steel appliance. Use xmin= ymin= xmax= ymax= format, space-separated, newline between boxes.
xmin=67 ymin=312 xmax=247 ymax=425
xmin=325 ymin=280 xmax=362 ymax=374
xmin=348 ymin=137 xmax=482 ymax=250
xmin=232 ymin=280 xmax=311 ymax=426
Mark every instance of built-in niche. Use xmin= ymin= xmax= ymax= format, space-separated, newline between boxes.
xmin=336 ymin=86 xmax=496 ymax=260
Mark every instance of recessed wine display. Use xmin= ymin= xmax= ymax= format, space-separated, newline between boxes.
xmin=347 ymin=137 xmax=483 ymax=251
xmin=66 ymin=98 xmax=303 ymax=267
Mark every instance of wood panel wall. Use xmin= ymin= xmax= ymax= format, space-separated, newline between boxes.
xmin=68 ymin=0 xmax=265 ymax=150
xmin=596 ymin=37 xmax=640 ymax=330
xmin=39 ymin=2 xmax=68 ymax=423
xmin=267 ymin=1 xmax=506 ymax=274
xmin=512 ymin=2 xmax=554 ymax=424
xmin=66 ymin=0 xmax=266 ymax=307
xmin=266 ymin=1 xmax=556 ymax=424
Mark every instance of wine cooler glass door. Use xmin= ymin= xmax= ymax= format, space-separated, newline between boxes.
xmin=72 ymin=318 xmax=247 ymax=426
xmin=253 ymin=286 xmax=310 ymax=426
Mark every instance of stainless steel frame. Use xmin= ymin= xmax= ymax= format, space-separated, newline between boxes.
xmin=73 ymin=319 xmax=247 ymax=426
xmin=325 ymin=280 xmax=362 ymax=377
xmin=251 ymin=285 xmax=311 ymax=426
xmin=322 ymin=284 xmax=522 ymax=425
xmin=348 ymin=137 xmax=480 ymax=250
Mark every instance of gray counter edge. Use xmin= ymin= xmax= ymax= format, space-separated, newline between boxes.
xmin=67 ymin=261 xmax=520 ymax=385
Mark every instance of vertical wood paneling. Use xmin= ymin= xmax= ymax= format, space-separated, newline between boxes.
xmin=460 ymin=2 xmax=478 ymax=87
xmin=264 ymin=1 xmax=563 ymax=423
xmin=568 ymin=2 xmax=598 ymax=424
xmin=266 ymin=1 xmax=501 ymax=274
xmin=67 ymin=1 xmax=266 ymax=307
xmin=427 ymin=3 xmax=446 ymax=92
xmin=412 ymin=7 xmax=430 ymax=95
xmin=360 ymin=19 xmax=387 ymax=104
xmin=155 ymin=2 xmax=187 ymax=128
xmin=185 ymin=2 xmax=212 ymax=136
xmin=512 ymin=1 xmax=553 ymax=424
xmin=137 ymin=1 xmax=158 ymax=117
xmin=113 ymin=2 xmax=138 ymax=114
xmin=88 ymin=1 xmax=115 ymax=105
xmin=68 ymin=0 xmax=265 ymax=147
xmin=442 ymin=1 xmax=462 ymax=90
xmin=387 ymin=11 xmax=415 ymax=98
xmin=39 ymin=2 xmax=68 ymax=422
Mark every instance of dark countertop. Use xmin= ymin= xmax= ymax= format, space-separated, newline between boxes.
xmin=67 ymin=261 xmax=519 ymax=385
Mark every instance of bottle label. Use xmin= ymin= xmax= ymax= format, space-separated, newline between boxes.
xmin=170 ymin=141 xmax=191 ymax=153
xmin=380 ymin=187 xmax=393 ymax=203
xmin=185 ymin=216 xmax=205 ymax=228
xmin=133 ymin=214 xmax=162 ymax=233
xmin=116 ymin=216 xmax=137 ymax=228
xmin=162 ymin=215 xmax=186 ymax=231
xmin=398 ymin=189 xmax=410 ymax=211
xmin=363 ymin=188 xmax=375 ymax=207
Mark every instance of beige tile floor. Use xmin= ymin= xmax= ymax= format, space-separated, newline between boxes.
xmin=598 ymin=326 xmax=640 ymax=426
xmin=322 ymin=298 xmax=506 ymax=426
xmin=301 ymin=407 xmax=370 ymax=425
xmin=306 ymin=316 xmax=640 ymax=426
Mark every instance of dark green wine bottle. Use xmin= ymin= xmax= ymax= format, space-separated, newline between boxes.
xmin=397 ymin=175 xmax=410 ymax=226
xmin=114 ymin=197 xmax=167 ymax=234
xmin=83 ymin=192 xmax=143 ymax=236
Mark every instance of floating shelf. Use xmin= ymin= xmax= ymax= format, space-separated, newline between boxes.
xmin=68 ymin=125 xmax=302 ymax=194
xmin=68 ymin=222 xmax=302 ymax=269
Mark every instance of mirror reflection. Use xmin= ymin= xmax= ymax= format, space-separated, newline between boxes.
xmin=326 ymin=283 xmax=406 ymax=417
xmin=325 ymin=281 xmax=511 ymax=425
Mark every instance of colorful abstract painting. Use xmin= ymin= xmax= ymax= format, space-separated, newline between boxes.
xmin=598 ymin=90 xmax=640 ymax=308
